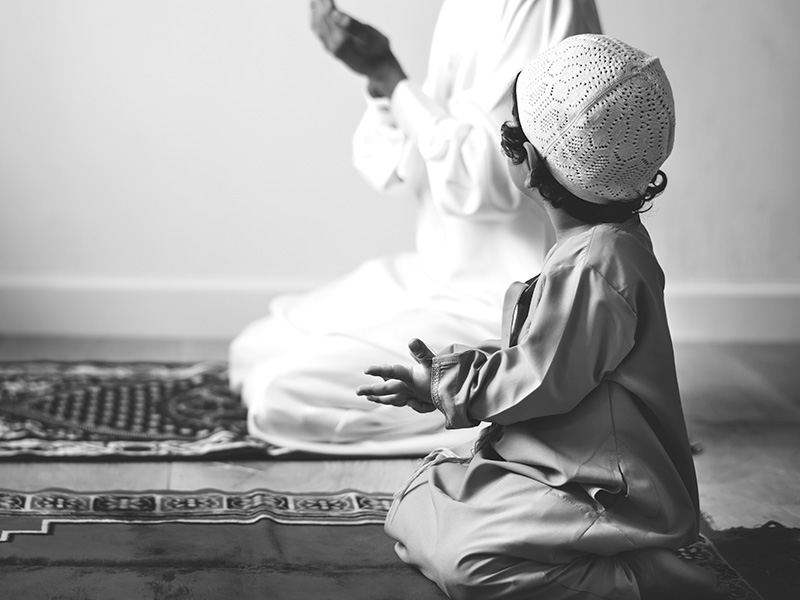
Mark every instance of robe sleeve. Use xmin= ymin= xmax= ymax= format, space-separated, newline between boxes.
xmin=351 ymin=80 xmax=525 ymax=219
xmin=349 ymin=0 xmax=603 ymax=216
xmin=351 ymin=93 xmax=408 ymax=192
xmin=430 ymin=264 xmax=637 ymax=429
xmin=392 ymin=80 xmax=524 ymax=219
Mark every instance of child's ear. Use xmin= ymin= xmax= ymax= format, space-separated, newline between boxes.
xmin=522 ymin=141 xmax=539 ymax=188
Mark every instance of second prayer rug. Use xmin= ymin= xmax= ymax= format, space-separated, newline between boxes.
xmin=0 ymin=488 xmax=766 ymax=600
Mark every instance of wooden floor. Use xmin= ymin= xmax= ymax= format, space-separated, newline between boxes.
xmin=0 ymin=336 xmax=798 ymax=531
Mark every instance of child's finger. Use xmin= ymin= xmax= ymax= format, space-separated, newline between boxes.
xmin=355 ymin=379 xmax=407 ymax=397
xmin=363 ymin=364 xmax=390 ymax=377
xmin=362 ymin=393 xmax=410 ymax=407
xmin=364 ymin=364 xmax=412 ymax=383
xmin=408 ymin=338 xmax=436 ymax=364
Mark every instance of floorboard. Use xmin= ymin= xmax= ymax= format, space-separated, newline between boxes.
xmin=0 ymin=336 xmax=798 ymax=529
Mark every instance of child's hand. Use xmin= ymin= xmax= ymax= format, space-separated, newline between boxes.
xmin=356 ymin=339 xmax=437 ymax=414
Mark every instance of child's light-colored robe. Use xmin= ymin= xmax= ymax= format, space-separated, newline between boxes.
xmin=386 ymin=219 xmax=700 ymax=599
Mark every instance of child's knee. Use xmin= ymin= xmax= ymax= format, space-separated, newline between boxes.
xmin=428 ymin=548 xmax=505 ymax=600
xmin=433 ymin=552 xmax=641 ymax=600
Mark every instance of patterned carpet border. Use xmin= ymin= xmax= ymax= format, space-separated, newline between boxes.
xmin=0 ymin=488 xmax=764 ymax=599
xmin=0 ymin=361 xmax=282 ymax=459
xmin=0 ymin=489 xmax=393 ymax=542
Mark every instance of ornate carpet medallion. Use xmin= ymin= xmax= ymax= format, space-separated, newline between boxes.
xmin=0 ymin=362 xmax=278 ymax=458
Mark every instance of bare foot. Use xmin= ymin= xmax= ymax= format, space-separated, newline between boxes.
xmin=620 ymin=548 xmax=730 ymax=600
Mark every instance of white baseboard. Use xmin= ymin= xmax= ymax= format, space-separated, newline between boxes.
xmin=0 ymin=276 xmax=310 ymax=340
xmin=664 ymin=283 xmax=800 ymax=342
xmin=0 ymin=277 xmax=799 ymax=342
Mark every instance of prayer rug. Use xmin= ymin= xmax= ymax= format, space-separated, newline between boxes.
xmin=704 ymin=521 xmax=799 ymax=600
xmin=0 ymin=489 xmax=766 ymax=600
xmin=0 ymin=488 xmax=444 ymax=599
xmin=0 ymin=361 xmax=280 ymax=459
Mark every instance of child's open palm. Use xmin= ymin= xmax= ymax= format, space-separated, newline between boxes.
xmin=356 ymin=339 xmax=437 ymax=414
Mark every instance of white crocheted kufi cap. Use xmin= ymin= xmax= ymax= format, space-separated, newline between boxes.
xmin=516 ymin=34 xmax=675 ymax=204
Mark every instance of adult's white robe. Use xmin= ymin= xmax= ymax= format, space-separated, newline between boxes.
xmin=230 ymin=0 xmax=602 ymax=455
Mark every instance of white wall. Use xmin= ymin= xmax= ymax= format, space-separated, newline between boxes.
xmin=0 ymin=0 xmax=798 ymax=341
xmin=0 ymin=0 xmax=439 ymax=337
xmin=596 ymin=0 xmax=800 ymax=339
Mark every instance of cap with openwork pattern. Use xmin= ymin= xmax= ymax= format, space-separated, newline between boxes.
xmin=516 ymin=34 xmax=675 ymax=204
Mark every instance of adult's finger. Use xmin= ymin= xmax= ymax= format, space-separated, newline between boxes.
xmin=331 ymin=10 xmax=378 ymax=43
xmin=310 ymin=0 xmax=335 ymax=14
xmin=310 ymin=9 xmax=333 ymax=44
xmin=310 ymin=2 xmax=352 ymax=50
xmin=309 ymin=0 xmax=331 ymax=31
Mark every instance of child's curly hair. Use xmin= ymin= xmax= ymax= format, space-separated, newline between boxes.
xmin=501 ymin=76 xmax=667 ymax=225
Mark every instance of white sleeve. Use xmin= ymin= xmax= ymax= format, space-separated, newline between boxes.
xmin=389 ymin=80 xmax=524 ymax=219
xmin=350 ymin=0 xmax=603 ymax=207
xmin=351 ymin=79 xmax=507 ymax=219
xmin=351 ymin=92 xmax=409 ymax=192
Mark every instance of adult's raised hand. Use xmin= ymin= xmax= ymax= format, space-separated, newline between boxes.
xmin=310 ymin=0 xmax=406 ymax=98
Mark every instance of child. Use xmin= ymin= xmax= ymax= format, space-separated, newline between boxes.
xmin=356 ymin=34 xmax=728 ymax=600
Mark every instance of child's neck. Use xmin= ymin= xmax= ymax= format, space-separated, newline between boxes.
xmin=544 ymin=204 xmax=594 ymax=245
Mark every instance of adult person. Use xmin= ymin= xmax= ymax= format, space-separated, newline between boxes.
xmin=229 ymin=0 xmax=602 ymax=455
